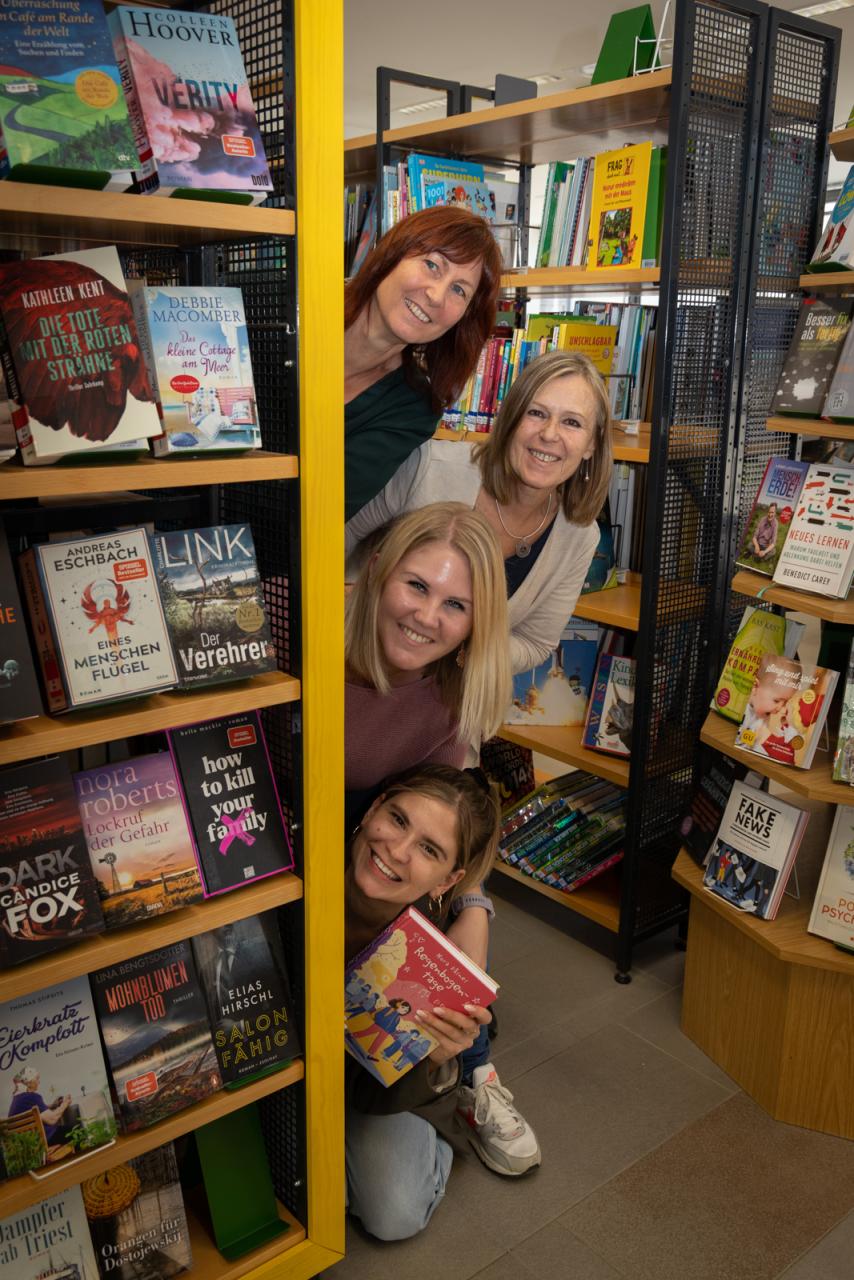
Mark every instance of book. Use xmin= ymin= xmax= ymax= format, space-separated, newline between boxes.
xmin=0 ymin=976 xmax=116 ymax=1175
xmin=423 ymin=178 xmax=495 ymax=221
xmin=734 ymin=457 xmax=810 ymax=576
xmin=167 ymin=710 xmax=294 ymax=897
xmin=506 ymin=617 xmax=598 ymax=727
xmin=19 ymin=527 xmax=178 ymax=713
xmin=711 ymin=607 xmax=804 ymax=724
xmin=807 ymin=165 xmax=854 ymax=272
xmin=0 ymin=1185 xmax=100 ymax=1280
xmin=0 ymin=755 xmax=105 ymax=966
xmin=192 ymin=911 xmax=300 ymax=1086
xmin=0 ymin=247 xmax=160 ymax=464
xmin=702 ymin=780 xmax=809 ymax=919
xmin=807 ymin=804 xmax=854 ymax=948
xmin=582 ymin=652 xmax=635 ymax=756
xmin=73 ymin=752 xmax=203 ymax=929
xmin=555 ymin=321 xmax=618 ymax=378
xmin=149 ymin=524 xmax=277 ymax=689
xmin=0 ymin=526 xmax=41 ymax=725
xmin=679 ymin=746 xmax=762 ymax=867
xmin=772 ymin=461 xmax=854 ymax=598
xmin=345 ymin=905 xmax=498 ymax=1088
xmin=405 ymin=153 xmax=485 ymax=211
xmin=587 ymin=143 xmax=655 ymax=271
xmin=0 ymin=0 xmax=136 ymax=191
xmin=833 ymin=641 xmax=854 ymax=783
xmin=107 ymin=5 xmax=273 ymax=203
xmin=770 ymin=296 xmax=854 ymax=417
xmin=734 ymin=653 xmax=839 ymax=769
xmin=128 ymin=284 xmax=262 ymax=455
xmin=90 ymin=940 xmax=221 ymax=1132
xmin=822 ymin=312 xmax=854 ymax=421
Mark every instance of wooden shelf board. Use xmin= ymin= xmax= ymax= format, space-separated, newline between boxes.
xmin=0 ymin=452 xmax=298 ymax=499
xmin=0 ymin=871 xmax=303 ymax=1004
xmin=700 ymin=712 xmax=845 ymax=805
xmin=186 ymin=1199 xmax=306 ymax=1280
xmin=766 ymin=415 xmax=854 ymax=442
xmin=829 ymin=126 xmax=854 ymax=162
xmin=798 ymin=271 xmax=854 ymax=290
xmin=0 ymin=671 xmax=300 ymax=765
xmin=498 ymin=722 xmax=630 ymax=786
xmin=574 ymin=572 xmax=641 ymax=630
xmin=0 ymin=1060 xmax=304 ymax=1219
xmin=493 ymin=860 xmax=620 ymax=931
xmin=732 ymin=568 xmax=854 ymax=625
xmin=500 ymin=266 xmax=660 ymax=292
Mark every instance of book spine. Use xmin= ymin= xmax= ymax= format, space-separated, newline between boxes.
xmin=18 ymin=549 xmax=67 ymax=712
xmin=558 ymin=848 xmax=624 ymax=892
xmin=107 ymin=12 xmax=159 ymax=193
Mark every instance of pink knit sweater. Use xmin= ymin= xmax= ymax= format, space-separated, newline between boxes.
xmin=345 ymin=675 xmax=466 ymax=790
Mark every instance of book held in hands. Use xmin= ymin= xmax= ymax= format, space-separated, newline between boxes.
xmin=807 ymin=804 xmax=854 ymax=949
xmin=702 ymin=780 xmax=809 ymax=919
xmin=735 ymin=653 xmax=838 ymax=769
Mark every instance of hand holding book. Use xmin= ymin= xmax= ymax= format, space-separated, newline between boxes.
xmin=414 ymin=1001 xmax=492 ymax=1071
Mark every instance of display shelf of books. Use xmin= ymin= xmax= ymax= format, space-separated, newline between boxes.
xmin=731 ymin=568 xmax=854 ymax=626
xmin=498 ymin=721 xmax=631 ymax=787
xmin=0 ymin=452 xmax=299 ymax=500
xmin=574 ymin=573 xmax=641 ymax=630
xmin=498 ymin=266 xmax=661 ymax=291
xmin=829 ymin=125 xmax=854 ymax=162
xmin=493 ymin=859 xmax=622 ymax=930
xmin=797 ymin=271 xmax=854 ymax=288
xmin=434 ymin=422 xmax=652 ymax=463
xmin=766 ymin=414 xmax=854 ymax=442
xmin=699 ymin=711 xmax=846 ymax=805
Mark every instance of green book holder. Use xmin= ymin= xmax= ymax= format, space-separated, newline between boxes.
xmin=196 ymin=1104 xmax=289 ymax=1261
xmin=592 ymin=5 xmax=659 ymax=84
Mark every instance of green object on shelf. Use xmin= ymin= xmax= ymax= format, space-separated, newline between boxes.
xmin=591 ymin=5 xmax=659 ymax=85
xmin=196 ymin=1103 xmax=289 ymax=1261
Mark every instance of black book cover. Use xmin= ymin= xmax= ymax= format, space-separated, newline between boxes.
xmin=0 ymin=527 xmax=41 ymax=726
xmin=192 ymin=911 xmax=300 ymax=1087
xmin=90 ymin=940 xmax=221 ymax=1132
xmin=772 ymin=295 xmax=854 ymax=417
xmin=0 ymin=756 xmax=105 ymax=966
xmin=679 ymin=745 xmax=755 ymax=866
xmin=167 ymin=711 xmax=294 ymax=897
xmin=150 ymin=524 xmax=277 ymax=690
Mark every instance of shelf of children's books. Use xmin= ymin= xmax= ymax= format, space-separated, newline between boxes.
xmin=498 ymin=721 xmax=630 ymax=786
xmin=575 ymin=573 xmax=641 ymax=630
xmin=434 ymin=422 xmax=652 ymax=461
xmin=731 ymin=569 xmax=854 ymax=625
xmin=0 ymin=1059 xmax=305 ymax=1220
xmin=0 ymin=184 xmax=295 ymax=251
xmin=829 ymin=126 xmax=854 ymax=162
xmin=0 ymin=671 xmax=300 ymax=766
xmin=499 ymin=266 xmax=661 ymax=291
xmin=186 ymin=1199 xmax=307 ymax=1280
xmin=700 ymin=712 xmax=847 ymax=805
xmin=797 ymin=271 xmax=854 ymax=290
xmin=493 ymin=860 xmax=621 ymax=931
xmin=0 ymin=872 xmax=303 ymax=1005
xmin=0 ymin=452 xmax=299 ymax=499
xmin=766 ymin=415 xmax=854 ymax=442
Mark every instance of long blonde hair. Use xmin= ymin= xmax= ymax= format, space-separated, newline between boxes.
xmin=345 ymin=503 xmax=511 ymax=744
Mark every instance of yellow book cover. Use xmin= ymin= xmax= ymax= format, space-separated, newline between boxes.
xmin=587 ymin=142 xmax=653 ymax=271
xmin=556 ymin=322 xmax=618 ymax=377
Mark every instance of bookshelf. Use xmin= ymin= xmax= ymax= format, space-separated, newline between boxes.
xmin=829 ymin=125 xmax=854 ymax=162
xmin=766 ymin=414 xmax=854 ymax=443
xmin=797 ymin=271 xmax=854 ymax=289
xmin=434 ymin=421 xmax=653 ymax=463
xmin=498 ymin=266 xmax=661 ymax=291
xmin=0 ymin=453 xmax=299 ymax=499
xmin=700 ymin=712 xmax=846 ymax=805
xmin=731 ymin=568 xmax=854 ymax=626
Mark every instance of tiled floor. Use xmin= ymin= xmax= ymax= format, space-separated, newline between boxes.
xmin=328 ymin=873 xmax=854 ymax=1280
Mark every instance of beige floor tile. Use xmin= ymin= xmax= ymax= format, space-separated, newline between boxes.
xmin=508 ymin=1220 xmax=625 ymax=1278
xmin=778 ymin=1211 xmax=854 ymax=1279
xmin=616 ymin=986 xmax=739 ymax=1092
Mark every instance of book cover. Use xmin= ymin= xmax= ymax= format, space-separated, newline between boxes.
xmin=73 ymin=753 xmax=203 ymax=930
xmin=167 ymin=711 xmax=294 ymax=897
xmin=582 ymin=652 xmax=635 ymax=756
xmin=555 ymin=321 xmax=618 ymax=377
xmin=0 ymin=755 xmax=104 ymax=966
xmin=108 ymin=5 xmax=273 ymax=202
xmin=81 ymin=1143 xmax=192 ymax=1280
xmin=821 ymin=313 xmax=854 ymax=421
xmin=0 ymin=247 xmax=160 ymax=464
xmin=506 ymin=618 xmax=598 ymax=727
xmin=405 ymin=153 xmax=484 ymax=211
xmin=0 ymin=1184 xmax=100 ymax=1280
xmin=711 ymin=607 xmax=803 ymax=724
xmin=191 ymin=911 xmax=300 ymax=1086
xmin=20 ymin=527 xmax=177 ymax=712
xmin=734 ymin=457 xmax=811 ymax=576
xmin=0 ymin=526 xmax=41 ymax=725
xmin=90 ymin=940 xmax=221 ymax=1132
xmin=149 ymin=524 xmax=276 ymax=690
xmin=587 ymin=143 xmax=653 ymax=271
xmin=0 ymin=976 xmax=116 ymax=1175
xmin=129 ymin=285 xmax=262 ymax=455
xmin=422 ymin=178 xmax=495 ymax=221
xmin=770 ymin=296 xmax=854 ymax=417
xmin=679 ymin=745 xmax=761 ymax=866
xmin=703 ymin=781 xmax=809 ymax=919
xmin=735 ymin=653 xmax=839 ymax=769
xmin=807 ymin=165 xmax=854 ymax=272
xmin=807 ymin=804 xmax=854 ymax=948
xmin=772 ymin=461 xmax=854 ymax=597
xmin=345 ymin=905 xmax=498 ymax=1088
xmin=833 ymin=641 xmax=854 ymax=783
xmin=0 ymin=0 xmax=136 ymax=190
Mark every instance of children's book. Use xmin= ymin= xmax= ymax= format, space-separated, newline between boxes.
xmin=833 ymin=640 xmax=854 ymax=784
xmin=711 ymin=607 xmax=804 ymax=724
xmin=734 ymin=653 xmax=839 ymax=769
xmin=405 ymin=153 xmax=485 ymax=211
xmin=73 ymin=752 xmax=203 ymax=929
xmin=734 ymin=457 xmax=811 ymax=576
xmin=0 ymin=1185 xmax=100 ymax=1280
xmin=0 ymin=0 xmax=136 ymax=191
xmin=679 ymin=745 xmax=762 ymax=867
xmin=422 ymin=179 xmax=495 ymax=221
xmin=770 ymin=296 xmax=854 ymax=417
xmin=582 ymin=652 xmax=635 ymax=756
xmin=772 ymin=461 xmax=854 ymax=598
xmin=807 ymin=165 xmax=854 ymax=272
xmin=807 ymin=804 xmax=854 ymax=948
xmin=703 ymin=780 xmax=809 ymax=919
xmin=506 ymin=618 xmax=598 ymax=727
xmin=107 ymin=5 xmax=273 ymax=202
xmin=587 ymin=142 xmax=654 ymax=271
xmin=0 ymin=526 xmax=41 ymax=725
xmin=345 ymin=905 xmax=498 ymax=1088
xmin=555 ymin=321 xmax=618 ymax=378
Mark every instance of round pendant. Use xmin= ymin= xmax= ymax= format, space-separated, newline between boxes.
xmin=515 ymin=540 xmax=531 ymax=558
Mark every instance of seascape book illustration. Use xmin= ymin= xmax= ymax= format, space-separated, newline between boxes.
xmin=0 ymin=755 xmax=104 ymax=967
xmin=711 ymin=607 xmax=804 ymax=724
xmin=167 ymin=710 xmax=294 ymax=897
xmin=0 ymin=0 xmax=136 ymax=190
xmin=0 ymin=246 xmax=160 ymax=465
xmin=506 ymin=617 xmax=599 ymax=727
xmin=90 ymin=940 xmax=221 ymax=1133
xmin=734 ymin=456 xmax=811 ymax=576
xmin=192 ymin=911 xmax=300 ymax=1086
xmin=0 ymin=975 xmax=115 ymax=1176
xmin=770 ymin=295 xmax=854 ymax=418
xmin=81 ymin=1142 xmax=192 ymax=1280
xmin=108 ymin=4 xmax=273 ymax=202
xmin=73 ymin=752 xmax=202 ymax=931
xmin=582 ymin=652 xmax=635 ymax=757
xmin=735 ymin=653 xmax=839 ymax=770
xmin=807 ymin=164 xmax=854 ymax=272
xmin=149 ymin=524 xmax=276 ymax=689
xmin=0 ymin=1184 xmax=100 ymax=1280
xmin=772 ymin=460 xmax=854 ymax=598
xmin=808 ymin=804 xmax=854 ymax=948
xmin=0 ymin=525 xmax=41 ymax=725
xmin=19 ymin=526 xmax=177 ymax=713
xmin=703 ymin=780 xmax=809 ymax=919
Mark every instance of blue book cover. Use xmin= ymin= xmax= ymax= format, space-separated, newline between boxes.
xmin=407 ymin=152 xmax=485 ymax=211
xmin=423 ymin=178 xmax=495 ymax=221
xmin=507 ymin=619 xmax=598 ymax=727
xmin=582 ymin=652 xmax=635 ymax=756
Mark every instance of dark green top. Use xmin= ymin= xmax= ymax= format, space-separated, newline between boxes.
xmin=345 ymin=366 xmax=440 ymax=521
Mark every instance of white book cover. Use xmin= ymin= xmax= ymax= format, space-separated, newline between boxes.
xmin=0 ymin=1185 xmax=99 ymax=1279
xmin=703 ymin=781 xmax=808 ymax=918
xmin=808 ymin=804 xmax=854 ymax=947
xmin=772 ymin=461 xmax=854 ymax=598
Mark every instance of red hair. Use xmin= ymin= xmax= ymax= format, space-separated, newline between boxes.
xmin=345 ymin=206 xmax=502 ymax=412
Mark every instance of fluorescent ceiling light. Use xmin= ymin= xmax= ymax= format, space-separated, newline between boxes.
xmin=397 ymin=97 xmax=446 ymax=116
xmin=792 ymin=0 xmax=852 ymax=14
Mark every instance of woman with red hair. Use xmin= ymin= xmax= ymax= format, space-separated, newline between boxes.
xmin=345 ymin=205 xmax=502 ymax=520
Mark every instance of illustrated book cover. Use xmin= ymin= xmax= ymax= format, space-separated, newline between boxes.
xmin=73 ymin=752 xmax=203 ymax=930
xmin=0 ymin=526 xmax=41 ymax=725
xmin=345 ymin=905 xmax=498 ymax=1088
xmin=0 ymin=246 xmax=160 ymax=464
xmin=18 ymin=526 xmax=177 ymax=713
xmin=0 ymin=975 xmax=115 ymax=1176
xmin=0 ymin=1184 xmax=100 ymax=1280
xmin=405 ymin=153 xmax=485 ymax=211
xmin=734 ymin=456 xmax=811 ymax=576
xmin=167 ymin=710 xmax=294 ymax=897
xmin=807 ymin=804 xmax=854 ymax=949
xmin=149 ymin=524 xmax=276 ymax=690
xmin=734 ymin=653 xmax=839 ymax=769
xmin=807 ymin=165 xmax=854 ymax=272
xmin=422 ymin=178 xmax=495 ymax=221
xmin=772 ymin=460 xmax=854 ymax=598
xmin=0 ymin=755 xmax=104 ymax=967
xmin=506 ymin=617 xmax=598 ymax=727
xmin=581 ymin=652 xmax=635 ymax=757
xmin=90 ymin=940 xmax=221 ymax=1132
xmin=770 ymin=296 xmax=854 ymax=417
xmin=192 ymin=911 xmax=300 ymax=1086
xmin=108 ymin=4 xmax=273 ymax=202
xmin=587 ymin=142 xmax=654 ymax=270
xmin=711 ymin=606 xmax=804 ymax=724
xmin=833 ymin=640 xmax=854 ymax=784
xmin=703 ymin=780 xmax=809 ymax=919
xmin=81 ymin=1142 xmax=192 ymax=1280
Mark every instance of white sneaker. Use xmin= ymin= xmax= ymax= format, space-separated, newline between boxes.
xmin=456 ymin=1062 xmax=541 ymax=1177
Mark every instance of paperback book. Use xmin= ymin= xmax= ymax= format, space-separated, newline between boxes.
xmin=807 ymin=165 xmax=854 ymax=272
xmin=73 ymin=753 xmax=202 ymax=930
xmin=770 ymin=296 xmax=854 ymax=417
xmin=405 ymin=153 xmax=485 ymax=211
xmin=423 ymin=178 xmax=495 ymax=221
xmin=0 ymin=526 xmax=41 ymax=725
xmin=711 ymin=607 xmax=804 ymax=724
xmin=703 ymin=780 xmax=809 ymax=919
xmin=506 ymin=617 xmax=598 ymax=727
xmin=0 ymin=1185 xmax=100 ymax=1280
xmin=582 ymin=652 xmax=635 ymax=756
xmin=735 ymin=653 xmax=838 ymax=769
xmin=807 ymin=804 xmax=854 ymax=948
xmin=833 ymin=641 xmax=854 ymax=783
xmin=345 ymin=905 xmax=498 ymax=1088
xmin=734 ymin=457 xmax=811 ymax=576
xmin=772 ymin=461 xmax=854 ymax=598
xmin=588 ymin=142 xmax=655 ymax=270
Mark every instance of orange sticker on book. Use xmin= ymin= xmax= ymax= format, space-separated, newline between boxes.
xmin=114 ymin=558 xmax=148 ymax=583
xmin=228 ymin=724 xmax=257 ymax=749
xmin=222 ymin=134 xmax=256 ymax=157
xmin=125 ymin=1071 xmax=158 ymax=1101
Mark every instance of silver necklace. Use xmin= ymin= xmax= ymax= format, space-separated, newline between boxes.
xmin=494 ymin=492 xmax=554 ymax=558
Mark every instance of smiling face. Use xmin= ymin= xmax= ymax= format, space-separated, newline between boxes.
xmin=507 ymin=373 xmax=598 ymax=495
xmin=377 ymin=540 xmax=473 ymax=685
xmin=372 ymin=251 xmax=483 ymax=347
xmin=350 ymin=790 xmax=465 ymax=909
